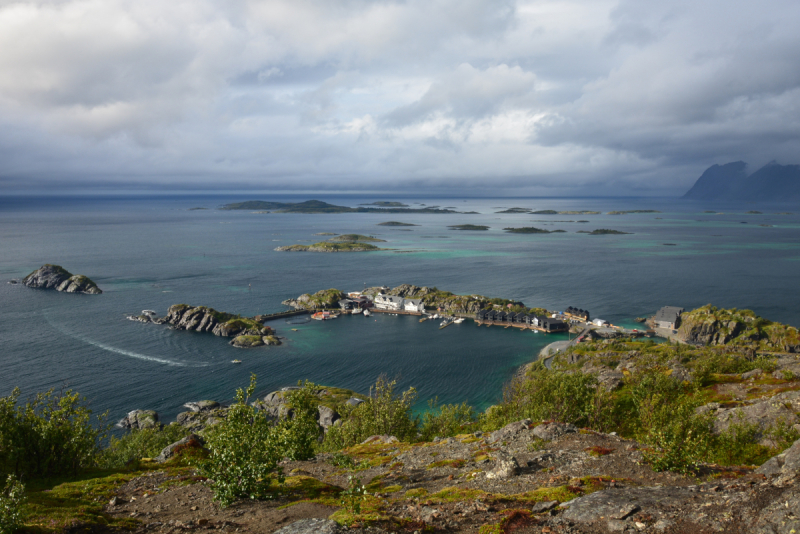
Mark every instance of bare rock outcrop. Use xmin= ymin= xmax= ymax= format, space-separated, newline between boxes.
xmin=117 ymin=409 xmax=159 ymax=429
xmin=162 ymin=304 xmax=272 ymax=338
xmin=22 ymin=264 xmax=102 ymax=294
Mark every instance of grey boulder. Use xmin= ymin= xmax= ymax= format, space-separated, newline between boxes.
xmin=155 ymin=434 xmax=205 ymax=463
xmin=532 ymin=422 xmax=578 ymax=441
xmin=117 ymin=409 xmax=159 ymax=429
xmin=273 ymin=518 xmax=341 ymax=534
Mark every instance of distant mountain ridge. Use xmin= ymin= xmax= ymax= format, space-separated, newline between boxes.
xmin=683 ymin=161 xmax=800 ymax=202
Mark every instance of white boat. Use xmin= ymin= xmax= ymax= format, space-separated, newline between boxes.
xmin=454 ymin=318 xmax=465 ymax=324
xmin=231 ymin=359 xmax=242 ymax=364
xmin=364 ymin=309 xmax=371 ymax=316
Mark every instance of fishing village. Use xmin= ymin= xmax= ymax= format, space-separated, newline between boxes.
xmin=279 ymin=284 xmax=672 ymax=339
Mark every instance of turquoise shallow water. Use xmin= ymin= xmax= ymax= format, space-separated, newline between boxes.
xmin=1 ymin=195 xmax=799 ymax=422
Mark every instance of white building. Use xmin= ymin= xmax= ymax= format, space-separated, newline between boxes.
xmin=592 ymin=318 xmax=608 ymax=327
xmin=373 ymin=293 xmax=404 ymax=311
xmin=403 ymin=298 xmax=425 ymax=313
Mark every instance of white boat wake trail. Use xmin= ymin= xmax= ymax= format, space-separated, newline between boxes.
xmin=44 ymin=312 xmax=205 ymax=367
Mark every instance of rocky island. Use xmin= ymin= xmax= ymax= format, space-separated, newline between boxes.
xmin=504 ymin=226 xmax=566 ymax=233
xmin=377 ymin=221 xmax=418 ymax=226
xmin=448 ymin=224 xmax=489 ymax=230
xmin=221 ymin=199 xmax=461 ymax=214
xmin=360 ymin=201 xmax=409 ymax=207
xmin=22 ymin=264 xmax=102 ymax=294
xmin=577 ymin=229 xmax=632 ymax=235
xmin=131 ymin=304 xmax=279 ymax=348
xmin=276 ymin=234 xmax=386 ymax=252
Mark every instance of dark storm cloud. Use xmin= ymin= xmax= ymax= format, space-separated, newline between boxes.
xmin=1 ymin=0 xmax=799 ymax=195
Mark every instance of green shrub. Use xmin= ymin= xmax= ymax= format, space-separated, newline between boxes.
xmin=638 ymin=394 xmax=713 ymax=473
xmin=99 ymin=424 xmax=191 ymax=469
xmin=480 ymin=364 xmax=599 ymax=431
xmin=0 ymin=387 xmax=107 ymax=479
xmin=420 ymin=399 xmax=476 ymax=441
xmin=199 ymin=374 xmax=285 ymax=507
xmin=0 ymin=475 xmax=25 ymax=534
xmin=323 ymin=376 xmax=418 ymax=451
xmin=711 ymin=418 xmax=772 ymax=466
xmin=278 ymin=381 xmax=322 ymax=461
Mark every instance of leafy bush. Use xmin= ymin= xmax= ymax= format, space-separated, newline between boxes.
xmin=277 ymin=381 xmax=322 ymax=461
xmin=323 ymin=376 xmax=418 ymax=451
xmin=0 ymin=387 xmax=107 ymax=479
xmin=99 ymin=424 xmax=191 ymax=469
xmin=199 ymin=375 xmax=285 ymax=507
xmin=637 ymin=393 xmax=713 ymax=473
xmin=480 ymin=364 xmax=600 ymax=431
xmin=0 ymin=475 xmax=25 ymax=534
xmin=420 ymin=399 xmax=476 ymax=441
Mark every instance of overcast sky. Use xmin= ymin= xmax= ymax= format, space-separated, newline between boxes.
xmin=1 ymin=0 xmax=799 ymax=196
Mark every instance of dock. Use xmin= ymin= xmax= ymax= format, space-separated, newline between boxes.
xmin=475 ymin=320 xmax=557 ymax=333
xmin=439 ymin=321 xmax=453 ymax=330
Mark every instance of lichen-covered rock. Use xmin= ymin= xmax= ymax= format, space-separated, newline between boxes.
xmin=155 ymin=434 xmax=205 ymax=463
xmin=117 ymin=409 xmax=159 ymax=429
xmin=176 ymin=408 xmax=227 ymax=433
xmin=756 ymin=437 xmax=800 ymax=476
xmin=532 ymin=422 xmax=578 ymax=441
xmin=183 ymin=400 xmax=220 ymax=413
xmin=274 ymin=518 xmax=341 ymax=534
xmin=485 ymin=452 xmax=520 ymax=479
xmin=162 ymin=304 xmax=272 ymax=338
xmin=713 ymin=391 xmax=800 ymax=446
xmin=22 ymin=264 xmax=102 ymax=294
xmin=489 ymin=419 xmax=532 ymax=443
xmin=317 ymin=405 xmax=340 ymax=431
xmin=752 ymin=488 xmax=800 ymax=533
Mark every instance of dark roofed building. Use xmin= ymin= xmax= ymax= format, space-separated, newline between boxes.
xmin=540 ymin=316 xmax=568 ymax=332
xmin=654 ymin=306 xmax=685 ymax=329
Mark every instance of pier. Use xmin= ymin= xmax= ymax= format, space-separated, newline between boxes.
xmin=475 ymin=319 xmax=554 ymax=333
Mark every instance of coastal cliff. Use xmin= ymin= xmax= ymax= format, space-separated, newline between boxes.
xmin=22 ymin=264 xmax=102 ymax=294
xmin=677 ymin=304 xmax=800 ymax=352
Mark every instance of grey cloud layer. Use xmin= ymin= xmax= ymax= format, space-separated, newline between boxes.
xmin=1 ymin=0 xmax=799 ymax=194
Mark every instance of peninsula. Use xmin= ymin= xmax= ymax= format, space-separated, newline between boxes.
xmin=221 ymin=199 xmax=460 ymax=214
xmin=22 ymin=264 xmax=102 ymax=294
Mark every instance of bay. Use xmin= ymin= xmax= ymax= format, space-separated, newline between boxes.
xmin=1 ymin=194 xmax=798 ymax=422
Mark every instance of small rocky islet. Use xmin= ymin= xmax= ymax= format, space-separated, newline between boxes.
xmin=275 ymin=234 xmax=387 ymax=252
xmin=21 ymin=264 xmax=102 ymax=294
xmin=129 ymin=304 xmax=280 ymax=348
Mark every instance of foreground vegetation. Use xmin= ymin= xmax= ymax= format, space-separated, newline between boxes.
xmin=1 ymin=305 xmax=799 ymax=531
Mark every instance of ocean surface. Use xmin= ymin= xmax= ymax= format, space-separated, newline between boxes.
xmin=2 ymin=194 xmax=799 ymax=424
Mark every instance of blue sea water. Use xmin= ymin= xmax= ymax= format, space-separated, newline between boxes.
xmin=1 ymin=194 xmax=798 ymax=423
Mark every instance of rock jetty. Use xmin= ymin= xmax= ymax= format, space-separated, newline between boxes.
xmin=22 ymin=264 xmax=102 ymax=294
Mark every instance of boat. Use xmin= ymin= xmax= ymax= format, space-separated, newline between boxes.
xmin=312 ymin=311 xmax=338 ymax=320
xmin=142 ymin=310 xmax=157 ymax=316
xmin=231 ymin=360 xmax=242 ymax=364
xmin=454 ymin=317 xmax=464 ymax=324
xmin=291 ymin=328 xmax=299 ymax=331
xmin=364 ymin=309 xmax=371 ymax=317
